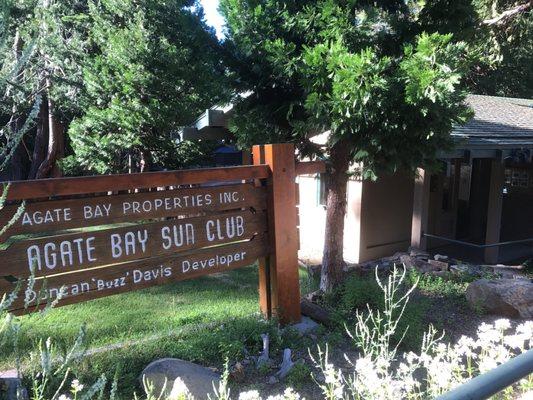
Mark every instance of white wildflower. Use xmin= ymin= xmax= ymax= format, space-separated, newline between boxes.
xmin=478 ymin=357 xmax=498 ymax=373
xmin=405 ymin=351 xmax=418 ymax=365
xmin=397 ymin=362 xmax=410 ymax=374
xmin=71 ymin=379 xmax=84 ymax=393
xmin=333 ymin=386 xmax=343 ymax=398
xmin=504 ymin=334 xmax=527 ymax=349
xmin=283 ymin=387 xmax=301 ymax=399
xmin=266 ymin=388 xmax=301 ymax=400
xmin=58 ymin=395 xmax=71 ymax=400
xmin=355 ymin=357 xmax=374 ymax=374
xmin=455 ymin=336 xmax=477 ymax=357
xmin=239 ymin=390 xmax=261 ymax=400
xmin=436 ymin=343 xmax=447 ymax=354
xmin=516 ymin=321 xmax=533 ymax=337
xmin=516 ymin=390 xmax=533 ymax=400
xmin=168 ymin=377 xmax=190 ymax=400
xmin=477 ymin=325 xmax=500 ymax=345
xmin=494 ymin=319 xmax=511 ymax=331
xmin=375 ymin=356 xmax=390 ymax=371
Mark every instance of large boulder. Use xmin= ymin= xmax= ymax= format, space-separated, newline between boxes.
xmin=140 ymin=358 xmax=220 ymax=399
xmin=465 ymin=279 xmax=533 ymax=319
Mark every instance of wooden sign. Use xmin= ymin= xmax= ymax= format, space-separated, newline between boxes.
xmin=1 ymin=210 xmax=266 ymax=278
xmin=0 ymin=145 xmax=322 ymax=324
xmin=2 ymin=235 xmax=268 ymax=313
xmin=0 ymin=184 xmax=266 ymax=237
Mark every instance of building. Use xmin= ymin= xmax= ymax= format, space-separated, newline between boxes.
xmin=186 ymin=95 xmax=533 ymax=265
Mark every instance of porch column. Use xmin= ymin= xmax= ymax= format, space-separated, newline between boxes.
xmin=484 ymin=159 xmax=505 ymax=264
xmin=411 ymin=168 xmax=431 ymax=250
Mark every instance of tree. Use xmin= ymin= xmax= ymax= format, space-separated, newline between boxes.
xmin=2 ymin=0 xmax=229 ymax=178
xmin=1 ymin=0 xmax=89 ymax=180
xmin=467 ymin=0 xmax=532 ymax=98
xmin=0 ymin=1 xmax=42 ymax=180
xmin=65 ymin=0 xmax=230 ymax=174
xmin=220 ymin=0 xmax=474 ymax=291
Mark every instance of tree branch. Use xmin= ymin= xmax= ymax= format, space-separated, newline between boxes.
xmin=482 ymin=2 xmax=532 ymax=26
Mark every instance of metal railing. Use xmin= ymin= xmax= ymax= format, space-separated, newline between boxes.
xmin=423 ymin=233 xmax=533 ymax=249
xmin=436 ymin=349 xmax=533 ymax=400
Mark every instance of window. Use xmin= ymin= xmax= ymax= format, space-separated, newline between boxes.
xmin=505 ymin=168 xmax=530 ymax=189
xmin=316 ymin=173 xmax=327 ymax=207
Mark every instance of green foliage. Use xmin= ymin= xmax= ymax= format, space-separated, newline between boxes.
xmin=521 ymin=258 xmax=533 ymax=275
xmin=468 ymin=0 xmax=532 ymax=98
xmin=221 ymin=0 xmax=474 ymax=178
xmin=65 ymin=0 xmax=230 ymax=174
xmin=285 ymin=362 xmax=312 ymax=389
xmin=1 ymin=0 xmax=229 ymax=177
xmin=325 ymin=272 xmax=430 ymax=350
xmin=72 ymin=317 xmax=280 ymax=397
xmin=407 ymin=269 xmax=470 ymax=299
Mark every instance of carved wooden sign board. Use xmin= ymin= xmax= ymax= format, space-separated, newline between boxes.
xmin=0 ymin=144 xmax=319 ymax=324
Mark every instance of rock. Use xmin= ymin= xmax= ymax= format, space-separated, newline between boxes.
xmin=304 ymin=290 xmax=323 ymax=303
xmin=409 ymin=247 xmax=430 ymax=259
xmin=276 ymin=349 xmax=294 ymax=379
xmin=140 ymin=358 xmax=220 ymax=399
xmin=257 ymin=334 xmax=270 ymax=369
xmin=383 ymin=252 xmax=407 ymax=262
xmin=466 ymin=279 xmax=533 ymax=319
xmin=490 ymin=265 xmax=528 ymax=280
xmin=230 ymin=362 xmax=245 ymax=383
xmin=291 ymin=316 xmax=319 ymax=335
xmin=356 ymin=260 xmax=392 ymax=275
xmin=451 ymin=264 xmax=484 ymax=277
xmin=429 ymin=270 xmax=449 ymax=278
xmin=400 ymin=255 xmax=439 ymax=273
xmin=428 ymin=259 xmax=449 ymax=271
xmin=434 ymin=254 xmax=449 ymax=261
xmin=299 ymin=261 xmax=321 ymax=278
xmin=0 ymin=370 xmax=28 ymax=400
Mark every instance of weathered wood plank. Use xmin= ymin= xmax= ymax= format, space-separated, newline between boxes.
xmin=0 ymin=184 xmax=266 ymax=238
xmin=295 ymin=161 xmax=326 ymax=175
xmin=1 ymin=165 xmax=270 ymax=201
xmin=0 ymin=210 xmax=267 ymax=278
xmin=5 ymin=236 xmax=268 ymax=313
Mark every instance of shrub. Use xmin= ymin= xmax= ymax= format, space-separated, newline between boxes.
xmin=325 ymin=272 xmax=429 ymax=349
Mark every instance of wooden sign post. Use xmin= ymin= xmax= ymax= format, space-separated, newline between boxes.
xmin=253 ymin=144 xmax=301 ymax=324
xmin=0 ymin=143 xmax=320 ymax=325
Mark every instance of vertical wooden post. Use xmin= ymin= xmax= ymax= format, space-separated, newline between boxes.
xmin=484 ymin=159 xmax=505 ymax=264
xmin=411 ymin=168 xmax=431 ymax=250
xmin=253 ymin=143 xmax=301 ymax=325
xmin=451 ymin=159 xmax=462 ymax=236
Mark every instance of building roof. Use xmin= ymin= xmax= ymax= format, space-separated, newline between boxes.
xmin=451 ymin=94 xmax=533 ymax=150
xmin=184 ymin=94 xmax=533 ymax=159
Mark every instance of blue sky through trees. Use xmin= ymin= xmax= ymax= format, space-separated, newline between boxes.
xmin=199 ymin=0 xmax=225 ymax=39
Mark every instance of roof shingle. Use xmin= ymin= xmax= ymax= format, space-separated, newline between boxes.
xmin=452 ymin=94 xmax=533 ymax=149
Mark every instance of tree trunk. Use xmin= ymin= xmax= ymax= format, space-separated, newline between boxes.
xmin=28 ymin=98 xmax=49 ymax=179
xmin=320 ymin=140 xmax=351 ymax=292
xmin=35 ymin=0 xmax=63 ymax=179
xmin=35 ymin=87 xmax=63 ymax=179
xmin=139 ymin=148 xmax=151 ymax=173
xmin=8 ymin=29 xmax=26 ymax=181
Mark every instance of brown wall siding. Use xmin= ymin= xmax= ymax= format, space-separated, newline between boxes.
xmin=358 ymin=173 xmax=414 ymax=262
